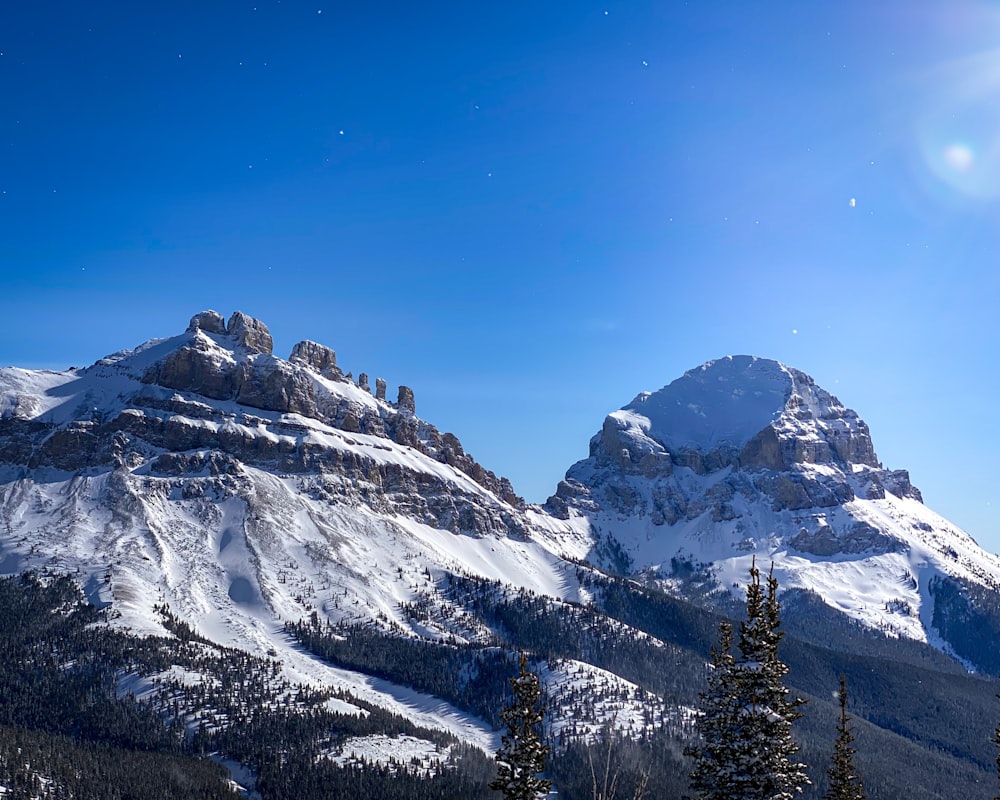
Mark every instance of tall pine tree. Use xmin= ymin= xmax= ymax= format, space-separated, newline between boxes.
xmin=825 ymin=675 xmax=865 ymax=800
xmin=688 ymin=559 xmax=809 ymax=800
xmin=687 ymin=620 xmax=741 ymax=799
xmin=992 ymin=694 xmax=1000 ymax=800
xmin=491 ymin=652 xmax=552 ymax=800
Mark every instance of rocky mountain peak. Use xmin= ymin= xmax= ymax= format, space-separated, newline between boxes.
xmin=535 ymin=354 xmax=1000 ymax=654
xmin=549 ymin=355 xmax=935 ymax=585
xmin=588 ymin=355 xmax=879 ymax=477
xmin=186 ymin=310 xmax=226 ymax=335
xmin=184 ymin=310 xmax=273 ymax=354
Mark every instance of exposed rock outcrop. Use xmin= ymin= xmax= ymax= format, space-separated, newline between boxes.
xmin=227 ymin=311 xmax=273 ymax=354
xmin=789 ymin=522 xmax=903 ymax=557
xmin=141 ymin=334 xmax=239 ymax=401
xmin=398 ymin=386 xmax=415 ymax=414
xmin=289 ymin=340 xmax=339 ymax=378
xmin=187 ymin=310 xmax=226 ymax=334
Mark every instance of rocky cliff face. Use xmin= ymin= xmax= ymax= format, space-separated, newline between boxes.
xmin=0 ymin=311 xmax=521 ymax=518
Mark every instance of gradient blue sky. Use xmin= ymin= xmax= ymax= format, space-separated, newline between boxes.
xmin=2 ymin=2 xmax=999 ymax=550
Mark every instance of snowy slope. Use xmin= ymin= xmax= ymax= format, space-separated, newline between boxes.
xmin=0 ymin=310 xmax=604 ymax=753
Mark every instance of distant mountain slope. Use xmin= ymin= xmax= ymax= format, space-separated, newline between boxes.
xmin=547 ymin=355 xmax=1000 ymax=670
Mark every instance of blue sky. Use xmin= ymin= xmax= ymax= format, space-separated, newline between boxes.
xmin=2 ymin=2 xmax=999 ymax=550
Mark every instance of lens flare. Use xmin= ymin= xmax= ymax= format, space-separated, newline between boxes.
xmin=943 ymin=143 xmax=974 ymax=172
xmin=913 ymin=17 xmax=1000 ymax=201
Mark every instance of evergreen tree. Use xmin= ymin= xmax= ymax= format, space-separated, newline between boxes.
xmin=825 ymin=675 xmax=865 ymax=800
xmin=992 ymin=695 xmax=1000 ymax=800
xmin=687 ymin=620 xmax=740 ymax=799
xmin=491 ymin=652 xmax=551 ymax=800
xmin=687 ymin=559 xmax=808 ymax=800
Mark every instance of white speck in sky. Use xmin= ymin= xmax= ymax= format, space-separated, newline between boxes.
xmin=604 ymin=10 xmax=608 ymax=14
xmin=642 ymin=60 xmax=648 ymax=67
xmin=792 ymin=329 xmax=798 ymax=335
xmin=849 ymin=197 xmax=856 ymax=207
xmin=178 ymin=54 xmax=182 ymax=59
xmin=248 ymin=165 xmax=253 ymax=169
xmin=338 ymin=130 xmax=344 ymax=135
xmin=317 ymin=9 xmax=322 ymax=13
xmin=487 ymin=172 xmax=492 ymax=177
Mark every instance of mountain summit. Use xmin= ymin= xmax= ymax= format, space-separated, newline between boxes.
xmin=549 ymin=355 xmax=1000 ymax=668
xmin=597 ymin=355 xmax=882 ymax=471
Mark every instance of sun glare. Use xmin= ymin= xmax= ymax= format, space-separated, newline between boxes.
xmin=943 ymin=143 xmax=974 ymax=172
xmin=913 ymin=5 xmax=1000 ymax=199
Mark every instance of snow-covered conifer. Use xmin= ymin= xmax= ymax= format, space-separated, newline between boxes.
xmin=688 ymin=559 xmax=808 ymax=800
xmin=491 ymin=652 xmax=552 ymax=800
xmin=825 ymin=674 xmax=865 ymax=800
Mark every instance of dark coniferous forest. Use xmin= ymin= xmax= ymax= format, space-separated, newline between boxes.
xmin=2 ymin=567 xmax=1000 ymax=799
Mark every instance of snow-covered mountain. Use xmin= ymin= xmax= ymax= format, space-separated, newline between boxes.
xmin=3 ymin=314 xmax=1000 ymax=798
xmin=3 ymin=319 xmax=998 ymax=670
xmin=546 ymin=355 xmax=1000 ymax=666
xmin=0 ymin=310 xmax=652 ymax=754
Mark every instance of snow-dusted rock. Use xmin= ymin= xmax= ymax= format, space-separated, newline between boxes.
xmin=187 ymin=309 xmax=227 ymax=335
xmin=397 ymin=385 xmax=415 ymax=414
xmin=289 ymin=339 xmax=339 ymax=378
xmin=226 ymin=311 xmax=273 ymax=355
xmin=0 ymin=313 xmax=568 ymax=752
